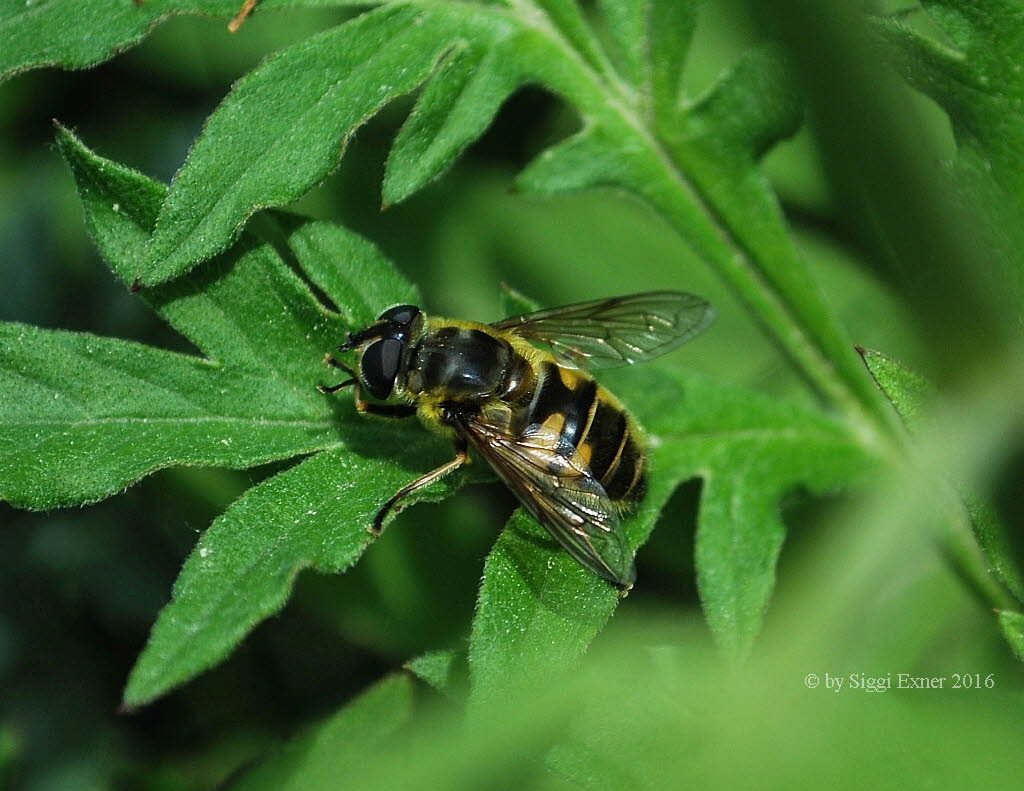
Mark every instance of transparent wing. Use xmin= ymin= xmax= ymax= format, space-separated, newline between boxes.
xmin=492 ymin=290 xmax=714 ymax=370
xmin=451 ymin=411 xmax=635 ymax=587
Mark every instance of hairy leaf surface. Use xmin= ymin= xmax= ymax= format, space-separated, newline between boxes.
xmin=28 ymin=130 xmax=467 ymax=705
xmin=998 ymin=610 xmax=1024 ymax=662
xmin=0 ymin=323 xmax=340 ymax=509
xmin=875 ymin=0 xmax=1024 ymax=304
xmin=0 ymin=0 xmax=364 ymax=82
xmin=123 ymin=442 xmax=457 ymax=707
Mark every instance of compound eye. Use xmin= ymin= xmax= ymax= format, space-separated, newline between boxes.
xmin=377 ymin=304 xmax=421 ymax=327
xmin=360 ymin=338 xmax=403 ymax=400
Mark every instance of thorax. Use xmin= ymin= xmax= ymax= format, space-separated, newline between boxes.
xmin=404 ymin=319 xmax=522 ymax=401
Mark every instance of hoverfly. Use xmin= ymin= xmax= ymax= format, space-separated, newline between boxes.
xmin=318 ymin=291 xmax=714 ymax=589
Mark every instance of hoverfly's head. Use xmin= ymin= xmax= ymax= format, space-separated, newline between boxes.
xmin=341 ymin=305 xmax=423 ymax=400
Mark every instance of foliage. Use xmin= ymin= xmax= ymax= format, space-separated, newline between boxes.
xmin=2 ymin=0 xmax=1023 ymax=788
xmin=227 ymin=674 xmax=414 ymax=791
xmin=874 ymin=0 xmax=1024 ymax=204
xmin=873 ymin=0 xmax=1024 ymax=308
xmin=4 ymin=129 xmax=873 ymax=707
xmin=858 ymin=346 xmax=1024 ymax=609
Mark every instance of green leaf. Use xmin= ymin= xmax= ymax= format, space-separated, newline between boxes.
xmin=857 ymin=345 xmax=933 ymax=429
xmin=874 ymin=0 xmax=1024 ymax=205
xmin=874 ymin=1 xmax=1024 ymax=313
xmin=58 ymin=124 xmax=414 ymax=384
xmin=138 ymin=4 xmax=478 ymax=286
xmin=997 ymin=610 xmax=1024 ymax=663
xmin=497 ymin=283 xmax=541 ymax=317
xmin=857 ymin=347 xmax=1024 ymax=609
xmin=596 ymin=0 xmax=699 ymax=130
xmin=3 ymin=126 xmax=380 ymax=511
xmin=43 ymin=130 xmax=472 ymax=704
xmin=516 ymin=124 xmax=636 ymax=195
xmin=962 ymin=494 xmax=1024 ymax=607
xmin=0 ymin=0 xmax=366 ymax=83
xmin=383 ymin=38 xmax=524 ymax=206
xmin=529 ymin=0 xmax=613 ymax=82
xmin=123 ymin=440 xmax=459 ymax=707
xmin=58 ymin=124 xmax=348 ymax=378
xmin=0 ymin=323 xmax=340 ymax=509
xmin=469 ymin=368 xmax=876 ymax=705
xmin=520 ymin=8 xmax=894 ymax=441
xmin=404 ymin=649 xmax=460 ymax=696
xmin=265 ymin=214 xmax=417 ymax=329
xmin=680 ymin=45 xmax=802 ymax=163
xmin=226 ymin=674 xmax=414 ymax=791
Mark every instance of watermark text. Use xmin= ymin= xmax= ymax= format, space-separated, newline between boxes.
xmin=803 ymin=672 xmax=995 ymax=692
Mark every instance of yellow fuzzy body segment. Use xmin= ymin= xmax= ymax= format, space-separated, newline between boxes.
xmin=415 ymin=394 xmax=457 ymax=439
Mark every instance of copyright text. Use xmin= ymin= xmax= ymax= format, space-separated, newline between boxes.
xmin=803 ymin=672 xmax=995 ymax=692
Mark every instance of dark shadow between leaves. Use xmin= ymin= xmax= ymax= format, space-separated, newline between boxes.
xmin=249 ymin=212 xmax=345 ymax=316
xmin=631 ymin=477 xmax=703 ymax=605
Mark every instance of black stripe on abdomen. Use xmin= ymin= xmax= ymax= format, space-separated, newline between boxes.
xmin=528 ymin=363 xmax=598 ymax=454
xmin=603 ymin=436 xmax=644 ymax=500
xmin=584 ymin=400 xmax=628 ymax=483
xmin=581 ymin=396 xmax=645 ymax=502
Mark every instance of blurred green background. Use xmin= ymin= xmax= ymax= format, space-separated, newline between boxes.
xmin=1 ymin=3 xmax=1021 ymax=790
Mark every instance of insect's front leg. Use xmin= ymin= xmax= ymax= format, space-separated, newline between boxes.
xmin=318 ymin=353 xmax=415 ymax=419
xmin=322 ymin=352 xmax=355 ymax=375
xmin=317 ymin=353 xmax=357 ymax=394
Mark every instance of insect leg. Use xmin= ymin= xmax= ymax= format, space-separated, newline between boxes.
xmin=318 ymin=353 xmax=357 ymax=394
xmin=317 ymin=379 xmax=356 ymax=394
xmin=324 ymin=352 xmax=354 ymax=373
xmin=371 ymin=439 xmax=470 ymax=534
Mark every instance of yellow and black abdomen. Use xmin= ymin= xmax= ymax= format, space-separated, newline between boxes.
xmin=516 ymin=360 xmax=647 ymax=508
